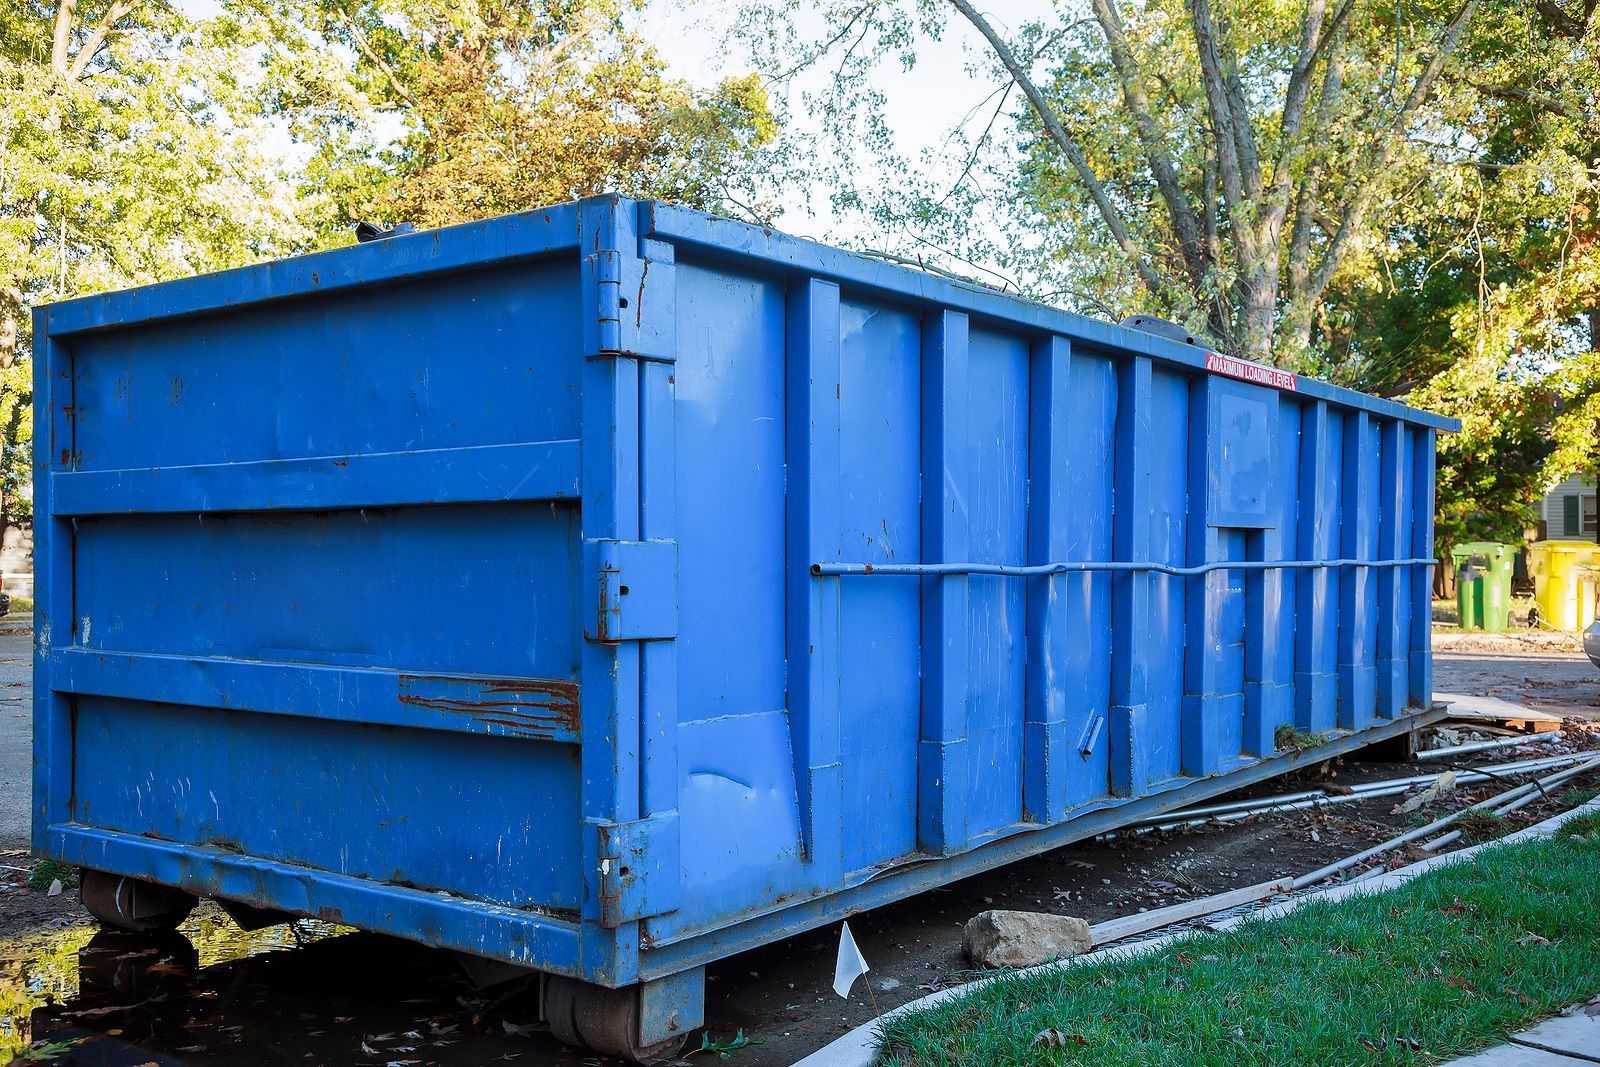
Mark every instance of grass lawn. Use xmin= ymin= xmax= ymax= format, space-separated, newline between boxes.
xmin=877 ymin=831 xmax=1600 ymax=1065
xmin=4 ymin=595 xmax=32 ymax=616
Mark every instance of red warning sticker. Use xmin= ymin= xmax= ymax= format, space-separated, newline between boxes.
xmin=1205 ymin=351 xmax=1298 ymax=391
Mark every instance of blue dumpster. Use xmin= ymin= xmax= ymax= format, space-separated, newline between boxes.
xmin=33 ymin=195 xmax=1455 ymax=1058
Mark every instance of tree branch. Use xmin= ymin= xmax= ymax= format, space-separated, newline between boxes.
xmin=65 ymin=0 xmax=131 ymax=80
xmin=1306 ymin=0 xmax=1482 ymax=303
xmin=1533 ymin=0 xmax=1589 ymax=37
xmin=51 ymin=0 xmax=77 ymax=75
xmin=1287 ymin=35 xmax=1346 ymax=298
xmin=1088 ymin=0 xmax=1208 ymax=284
xmin=948 ymin=0 xmax=1171 ymax=297
xmin=1185 ymin=0 xmax=1249 ymax=232
xmin=1268 ymin=0 xmax=1358 ymax=232
xmin=338 ymin=13 xmax=417 ymax=109
xmin=1463 ymin=78 xmax=1576 ymax=118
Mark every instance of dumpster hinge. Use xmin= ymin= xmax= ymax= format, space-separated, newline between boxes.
xmin=585 ymin=811 xmax=682 ymax=928
xmin=584 ymin=232 xmax=676 ymax=362
xmin=584 ymin=539 xmax=678 ymax=643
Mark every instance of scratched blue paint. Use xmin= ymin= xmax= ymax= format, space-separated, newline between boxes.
xmin=33 ymin=196 xmax=1457 ymax=1007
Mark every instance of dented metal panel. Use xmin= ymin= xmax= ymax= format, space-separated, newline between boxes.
xmin=34 ymin=195 xmax=1456 ymax=1003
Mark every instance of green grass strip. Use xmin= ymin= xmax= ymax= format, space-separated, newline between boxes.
xmin=878 ymin=833 xmax=1600 ymax=1065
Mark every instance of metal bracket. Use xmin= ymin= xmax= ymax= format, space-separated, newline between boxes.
xmin=584 ymin=539 xmax=678 ymax=643
xmin=584 ymin=811 xmax=681 ymax=928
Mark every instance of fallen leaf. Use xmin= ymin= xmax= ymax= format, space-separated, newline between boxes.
xmin=66 ymin=1005 xmax=131 ymax=1019
xmin=1515 ymin=932 xmax=1551 ymax=947
xmin=47 ymin=878 xmax=62 ymax=896
xmin=1396 ymin=771 xmax=1457 ymax=814
xmin=502 ymin=1020 xmax=539 ymax=1037
xmin=1031 ymin=1028 xmax=1089 ymax=1048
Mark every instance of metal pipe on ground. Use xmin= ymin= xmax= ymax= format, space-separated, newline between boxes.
xmin=1415 ymin=733 xmax=1557 ymax=762
xmin=1294 ymin=755 xmax=1600 ymax=887
xmin=1418 ymin=757 xmax=1600 ymax=852
xmin=1124 ymin=752 xmax=1591 ymax=834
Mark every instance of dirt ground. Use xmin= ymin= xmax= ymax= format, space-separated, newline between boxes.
xmin=3 ymin=629 xmax=1600 ymax=1066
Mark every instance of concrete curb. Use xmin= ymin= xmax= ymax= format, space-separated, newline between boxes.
xmin=788 ymin=797 xmax=1600 ymax=1067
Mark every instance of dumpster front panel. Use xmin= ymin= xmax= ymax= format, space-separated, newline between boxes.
xmin=36 ymin=214 xmax=593 ymax=934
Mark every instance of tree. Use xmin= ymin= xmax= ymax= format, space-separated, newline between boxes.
xmin=1337 ymin=0 xmax=1600 ymax=548
xmin=745 ymin=0 xmax=1600 ymax=552
xmin=745 ymin=0 xmax=1487 ymax=364
xmin=1 ymin=0 xmax=311 ymax=522
xmin=237 ymin=0 xmax=780 ymax=234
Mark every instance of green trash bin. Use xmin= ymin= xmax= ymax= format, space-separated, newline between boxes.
xmin=1450 ymin=542 xmax=1514 ymax=632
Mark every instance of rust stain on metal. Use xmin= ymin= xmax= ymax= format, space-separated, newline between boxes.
xmin=397 ymin=674 xmax=580 ymax=739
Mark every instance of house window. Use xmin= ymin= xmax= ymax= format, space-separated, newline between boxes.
xmin=1561 ymin=493 xmax=1598 ymax=536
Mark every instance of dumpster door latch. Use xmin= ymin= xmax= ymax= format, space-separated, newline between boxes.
xmin=586 ymin=811 xmax=682 ymax=927
xmin=585 ymin=539 xmax=678 ymax=643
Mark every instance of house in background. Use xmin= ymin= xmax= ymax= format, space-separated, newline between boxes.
xmin=1540 ymin=473 xmax=1598 ymax=541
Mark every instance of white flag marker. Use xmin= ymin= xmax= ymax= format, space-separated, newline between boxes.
xmin=833 ymin=921 xmax=870 ymax=998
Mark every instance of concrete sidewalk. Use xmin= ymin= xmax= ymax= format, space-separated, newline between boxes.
xmin=1445 ymin=1008 xmax=1600 ymax=1065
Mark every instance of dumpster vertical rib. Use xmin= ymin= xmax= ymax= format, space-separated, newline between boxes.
xmin=1181 ymin=376 xmax=1224 ymax=776
xmin=1376 ymin=420 xmax=1409 ymax=716
xmin=32 ymin=308 xmax=73 ymax=845
xmin=1338 ymin=410 xmax=1376 ymax=729
xmin=1295 ymin=399 xmax=1337 ymax=732
xmin=1025 ymin=335 xmax=1073 ymax=821
xmin=578 ymin=196 xmax=641 ymax=982
xmin=1409 ymin=427 xmax=1436 ymax=708
xmin=785 ymin=278 xmax=844 ymax=876
xmin=918 ymin=309 xmax=970 ymax=855
xmin=1243 ymin=523 xmax=1288 ymax=756
xmin=1110 ymin=354 xmax=1153 ymax=797
xmin=637 ymin=227 xmax=680 ymax=833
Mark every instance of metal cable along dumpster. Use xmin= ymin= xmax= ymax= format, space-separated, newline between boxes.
xmin=33 ymin=195 xmax=1456 ymax=1060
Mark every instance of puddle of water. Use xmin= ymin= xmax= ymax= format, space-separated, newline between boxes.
xmin=1 ymin=901 xmax=348 ymax=1063
xmin=0 ymin=901 xmax=578 ymax=1066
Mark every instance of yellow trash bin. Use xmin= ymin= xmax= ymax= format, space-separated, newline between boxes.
xmin=1526 ymin=539 xmax=1600 ymax=631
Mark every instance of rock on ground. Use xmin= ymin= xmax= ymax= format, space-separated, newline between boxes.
xmin=962 ymin=909 xmax=1092 ymax=969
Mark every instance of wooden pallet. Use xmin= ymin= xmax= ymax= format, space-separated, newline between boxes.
xmin=1434 ymin=691 xmax=1565 ymax=734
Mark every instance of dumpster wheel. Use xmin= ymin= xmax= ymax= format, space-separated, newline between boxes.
xmin=80 ymin=869 xmax=196 ymax=934
xmin=543 ymin=975 xmax=688 ymax=1064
